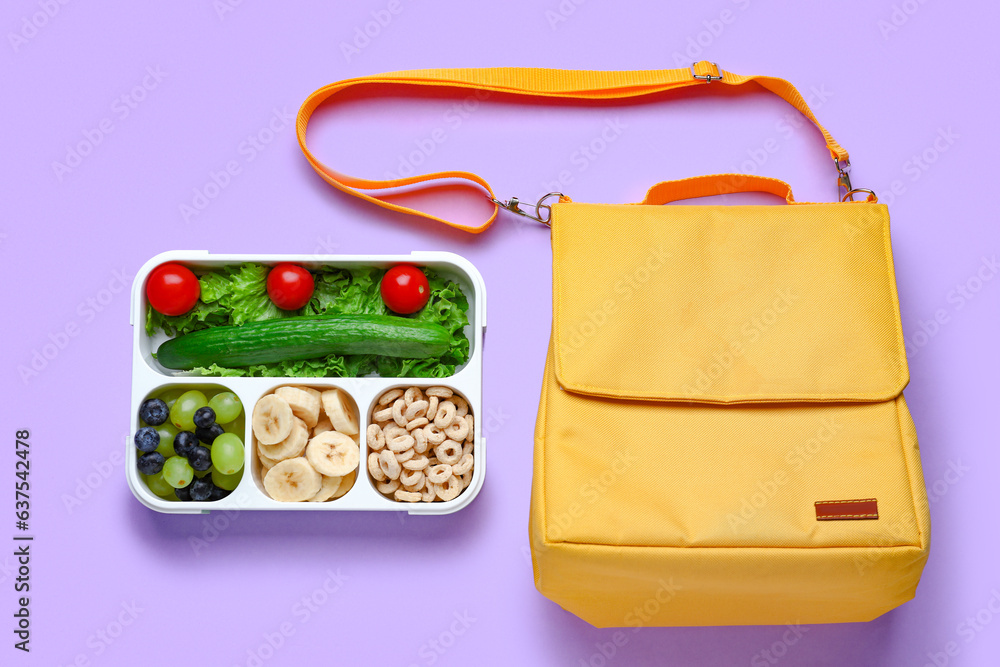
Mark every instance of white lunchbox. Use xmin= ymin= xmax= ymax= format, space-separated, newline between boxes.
xmin=127 ymin=251 xmax=486 ymax=515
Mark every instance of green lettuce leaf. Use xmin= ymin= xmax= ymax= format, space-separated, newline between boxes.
xmin=148 ymin=263 xmax=471 ymax=378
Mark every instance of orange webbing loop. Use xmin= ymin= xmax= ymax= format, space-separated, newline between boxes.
xmin=297 ymin=63 xmax=848 ymax=232
xmin=641 ymin=173 xmax=797 ymax=205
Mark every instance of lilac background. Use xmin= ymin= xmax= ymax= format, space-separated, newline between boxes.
xmin=2 ymin=1 xmax=998 ymax=665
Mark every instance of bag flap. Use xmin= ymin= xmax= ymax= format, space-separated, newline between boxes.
xmin=551 ymin=201 xmax=908 ymax=403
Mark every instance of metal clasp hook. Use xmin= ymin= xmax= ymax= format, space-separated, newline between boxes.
xmin=488 ymin=191 xmax=565 ymax=227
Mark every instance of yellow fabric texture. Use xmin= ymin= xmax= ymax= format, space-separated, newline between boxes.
xmin=531 ymin=195 xmax=930 ymax=627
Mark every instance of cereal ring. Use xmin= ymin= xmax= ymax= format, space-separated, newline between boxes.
xmin=403 ymin=454 xmax=429 ymax=471
xmin=462 ymin=440 xmax=473 ymax=457
xmin=377 ymin=388 xmax=403 ymax=406
xmin=436 ymin=475 xmax=463 ymax=501
xmin=368 ymin=452 xmax=387 ymax=482
xmin=444 ymin=415 xmax=469 ymax=442
xmin=412 ymin=428 xmax=429 ymax=454
xmin=404 ymin=387 xmax=424 ymax=405
xmin=434 ymin=401 xmax=456 ymax=429
xmin=388 ymin=434 xmax=415 ymax=453
xmin=435 ymin=440 xmax=463 ymax=466
xmin=426 ymin=463 xmax=452 ymax=484
xmin=404 ymin=400 xmax=428 ymax=421
xmin=427 ymin=457 xmax=439 ymax=466
xmin=406 ymin=417 xmax=429 ymax=432
xmin=424 ymin=423 xmax=446 ymax=446
xmin=425 ymin=386 xmax=453 ymax=398
xmin=395 ymin=448 xmax=415 ymax=463
xmin=391 ymin=399 xmax=408 ymax=427
xmin=420 ymin=484 xmax=437 ymax=502
xmin=451 ymin=395 xmax=469 ymax=418
xmin=452 ymin=453 xmax=474 ymax=476
xmin=383 ymin=425 xmax=407 ymax=442
xmin=460 ymin=471 xmax=473 ymax=488
xmin=426 ymin=396 xmax=439 ymax=423
xmin=372 ymin=406 xmax=394 ymax=423
xmin=465 ymin=414 xmax=474 ymax=442
xmin=377 ymin=478 xmax=400 ymax=494
xmin=378 ymin=450 xmax=401 ymax=480
xmin=400 ymin=468 xmax=425 ymax=488
xmin=395 ymin=489 xmax=422 ymax=503
xmin=366 ymin=424 xmax=385 ymax=451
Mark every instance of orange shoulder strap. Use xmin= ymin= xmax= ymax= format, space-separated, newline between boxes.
xmin=296 ymin=62 xmax=849 ymax=233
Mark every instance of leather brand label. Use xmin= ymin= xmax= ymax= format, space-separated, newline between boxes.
xmin=815 ymin=498 xmax=878 ymax=521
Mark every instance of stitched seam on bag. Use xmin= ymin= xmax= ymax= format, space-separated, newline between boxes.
xmin=552 ymin=202 xmax=907 ymax=403
xmin=896 ymin=396 xmax=928 ymax=548
xmin=546 ymin=541 xmax=922 ymax=550
xmin=881 ymin=209 xmax=910 ymax=393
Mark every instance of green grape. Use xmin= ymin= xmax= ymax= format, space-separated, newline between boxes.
xmin=208 ymin=392 xmax=243 ymax=424
xmin=170 ymin=390 xmax=208 ymax=431
xmin=154 ymin=423 xmax=178 ymax=458
xmin=195 ymin=467 xmax=213 ymax=478
xmin=211 ymin=433 xmax=245 ymax=475
xmin=143 ymin=472 xmax=176 ymax=499
xmin=162 ymin=456 xmax=194 ymax=489
xmin=156 ymin=387 xmax=186 ymax=410
xmin=212 ymin=468 xmax=242 ymax=491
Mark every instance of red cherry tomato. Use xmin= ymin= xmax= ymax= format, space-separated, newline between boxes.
xmin=380 ymin=265 xmax=430 ymax=314
xmin=267 ymin=263 xmax=315 ymax=310
xmin=146 ymin=263 xmax=200 ymax=316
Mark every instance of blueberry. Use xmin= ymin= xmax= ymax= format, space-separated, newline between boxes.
xmin=209 ymin=484 xmax=230 ymax=501
xmin=188 ymin=446 xmax=212 ymax=471
xmin=193 ymin=407 xmax=216 ymax=429
xmin=133 ymin=427 xmax=160 ymax=453
xmin=189 ymin=477 xmax=214 ymax=501
xmin=173 ymin=431 xmax=198 ymax=458
xmin=139 ymin=398 xmax=169 ymax=426
xmin=195 ymin=423 xmax=225 ymax=445
xmin=137 ymin=452 xmax=165 ymax=475
xmin=174 ymin=480 xmax=193 ymax=501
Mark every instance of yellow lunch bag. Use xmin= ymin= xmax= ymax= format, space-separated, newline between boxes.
xmin=297 ymin=62 xmax=930 ymax=627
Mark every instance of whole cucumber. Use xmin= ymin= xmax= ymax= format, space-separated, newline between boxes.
xmin=156 ymin=314 xmax=453 ymax=370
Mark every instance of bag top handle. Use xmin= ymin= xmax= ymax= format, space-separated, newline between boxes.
xmin=297 ymin=62 xmax=852 ymax=233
